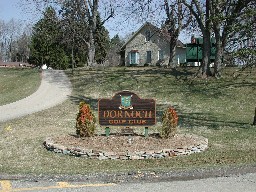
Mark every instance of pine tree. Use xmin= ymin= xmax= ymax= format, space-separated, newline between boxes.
xmin=94 ymin=14 xmax=110 ymax=64
xmin=29 ymin=6 xmax=69 ymax=69
xmin=107 ymin=34 xmax=124 ymax=66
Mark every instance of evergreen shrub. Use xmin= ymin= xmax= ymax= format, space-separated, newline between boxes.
xmin=76 ymin=102 xmax=96 ymax=137
xmin=161 ymin=107 xmax=179 ymax=138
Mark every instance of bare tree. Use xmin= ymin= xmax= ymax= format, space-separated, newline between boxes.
xmin=63 ymin=0 xmax=114 ymax=66
xmin=183 ymin=0 xmax=255 ymax=78
xmin=211 ymin=0 xmax=253 ymax=77
xmin=182 ymin=0 xmax=212 ymax=77
xmin=0 ymin=19 xmax=23 ymax=62
xmin=162 ymin=0 xmax=191 ymax=67
xmin=0 ymin=20 xmax=4 ymax=61
xmin=75 ymin=0 xmax=99 ymax=66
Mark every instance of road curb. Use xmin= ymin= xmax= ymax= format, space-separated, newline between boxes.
xmin=0 ymin=164 xmax=256 ymax=183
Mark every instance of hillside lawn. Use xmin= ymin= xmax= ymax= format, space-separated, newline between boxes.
xmin=0 ymin=68 xmax=41 ymax=106
xmin=0 ymin=66 xmax=255 ymax=176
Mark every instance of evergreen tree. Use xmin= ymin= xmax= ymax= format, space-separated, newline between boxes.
xmin=110 ymin=35 xmax=123 ymax=48
xmin=60 ymin=0 xmax=89 ymax=67
xmin=94 ymin=14 xmax=110 ymax=64
xmin=29 ymin=6 xmax=69 ymax=69
xmin=107 ymin=34 xmax=124 ymax=66
xmin=59 ymin=2 xmax=110 ymax=66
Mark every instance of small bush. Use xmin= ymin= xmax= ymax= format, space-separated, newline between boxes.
xmin=76 ymin=102 xmax=96 ymax=137
xmin=161 ymin=107 xmax=179 ymax=138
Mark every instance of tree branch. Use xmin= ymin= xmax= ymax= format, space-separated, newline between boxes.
xmin=101 ymin=8 xmax=114 ymax=25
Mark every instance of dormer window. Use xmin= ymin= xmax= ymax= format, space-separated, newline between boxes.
xmin=145 ymin=30 xmax=151 ymax=41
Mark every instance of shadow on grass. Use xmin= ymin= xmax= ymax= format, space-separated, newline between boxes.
xmin=68 ymin=68 xmax=198 ymax=104
xmin=69 ymin=95 xmax=98 ymax=111
xmin=68 ymin=94 xmax=253 ymax=131
xmin=178 ymin=112 xmax=252 ymax=130
xmin=185 ymin=80 xmax=256 ymax=99
xmin=156 ymin=103 xmax=253 ymax=129
xmin=66 ymin=67 xmax=195 ymax=92
xmin=65 ymin=67 xmax=255 ymax=130
xmin=168 ymin=67 xmax=195 ymax=80
xmin=156 ymin=103 xmax=181 ymax=123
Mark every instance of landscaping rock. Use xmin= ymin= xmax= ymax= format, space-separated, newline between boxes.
xmin=43 ymin=134 xmax=208 ymax=160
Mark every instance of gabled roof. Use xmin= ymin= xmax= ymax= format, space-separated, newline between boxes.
xmin=121 ymin=22 xmax=184 ymax=50
xmin=121 ymin=22 xmax=158 ymax=50
xmin=176 ymin=39 xmax=184 ymax=47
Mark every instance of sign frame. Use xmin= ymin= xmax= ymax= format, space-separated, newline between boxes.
xmin=98 ymin=91 xmax=156 ymax=126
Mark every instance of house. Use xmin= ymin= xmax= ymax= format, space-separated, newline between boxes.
xmin=0 ymin=61 xmax=33 ymax=68
xmin=120 ymin=22 xmax=186 ymax=67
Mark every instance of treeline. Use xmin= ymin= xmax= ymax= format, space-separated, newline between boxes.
xmin=0 ymin=5 xmax=124 ymax=70
xmin=29 ymin=5 xmax=123 ymax=69
xmin=0 ymin=19 xmax=31 ymax=63
xmin=1 ymin=0 xmax=255 ymax=74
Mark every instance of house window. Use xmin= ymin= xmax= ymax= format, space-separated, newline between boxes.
xmin=129 ymin=51 xmax=139 ymax=65
xmin=145 ymin=30 xmax=151 ymax=41
xmin=146 ymin=51 xmax=152 ymax=63
xmin=158 ymin=50 xmax=164 ymax=60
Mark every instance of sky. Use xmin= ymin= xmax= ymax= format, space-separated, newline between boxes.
xmin=0 ymin=0 xmax=190 ymax=42
xmin=0 ymin=0 xmax=130 ymax=38
xmin=0 ymin=0 xmax=38 ymax=22
xmin=0 ymin=0 xmax=20 ymax=21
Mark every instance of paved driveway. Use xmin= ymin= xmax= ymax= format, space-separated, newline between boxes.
xmin=0 ymin=70 xmax=72 ymax=122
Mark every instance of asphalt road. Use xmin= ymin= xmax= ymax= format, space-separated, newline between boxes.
xmin=1 ymin=172 xmax=256 ymax=192
xmin=0 ymin=70 xmax=72 ymax=122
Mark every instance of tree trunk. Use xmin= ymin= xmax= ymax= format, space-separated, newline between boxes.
xmin=87 ymin=27 xmax=95 ymax=66
xmin=213 ymin=26 xmax=223 ymax=78
xmin=201 ymin=31 xmax=212 ymax=77
xmin=86 ymin=0 xmax=98 ymax=67
xmin=88 ymin=46 xmax=95 ymax=66
xmin=211 ymin=0 xmax=223 ymax=78
xmin=168 ymin=38 xmax=177 ymax=68
xmin=201 ymin=0 xmax=212 ymax=78
xmin=253 ymin=107 xmax=256 ymax=125
xmin=71 ymin=42 xmax=74 ymax=74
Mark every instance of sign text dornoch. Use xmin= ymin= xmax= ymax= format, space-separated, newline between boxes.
xmin=98 ymin=91 xmax=156 ymax=126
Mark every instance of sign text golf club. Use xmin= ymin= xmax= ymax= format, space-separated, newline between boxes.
xmin=98 ymin=91 xmax=156 ymax=126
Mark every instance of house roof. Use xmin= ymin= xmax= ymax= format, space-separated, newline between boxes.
xmin=121 ymin=22 xmax=185 ymax=50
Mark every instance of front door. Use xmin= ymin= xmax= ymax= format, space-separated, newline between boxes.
xmin=129 ymin=51 xmax=139 ymax=65
xmin=130 ymin=52 xmax=136 ymax=64
xmin=146 ymin=51 xmax=152 ymax=63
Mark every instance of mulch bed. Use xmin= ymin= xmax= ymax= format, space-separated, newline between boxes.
xmin=51 ymin=133 xmax=206 ymax=153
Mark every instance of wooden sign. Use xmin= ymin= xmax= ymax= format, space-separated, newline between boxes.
xmin=98 ymin=91 xmax=156 ymax=126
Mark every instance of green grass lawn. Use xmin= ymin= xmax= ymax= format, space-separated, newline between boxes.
xmin=0 ymin=68 xmax=41 ymax=106
xmin=0 ymin=66 xmax=255 ymax=176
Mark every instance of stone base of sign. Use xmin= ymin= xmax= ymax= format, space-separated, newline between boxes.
xmin=43 ymin=134 xmax=208 ymax=160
